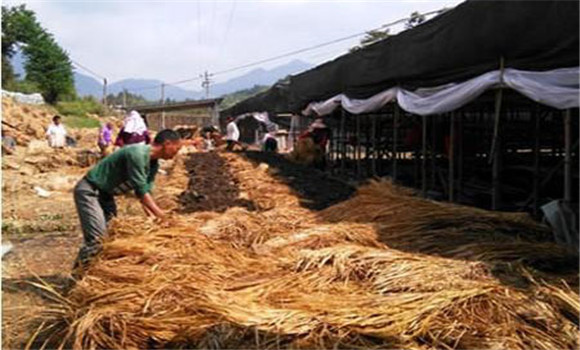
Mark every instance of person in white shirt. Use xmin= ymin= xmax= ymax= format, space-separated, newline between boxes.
xmin=225 ymin=117 xmax=240 ymax=151
xmin=46 ymin=115 xmax=67 ymax=148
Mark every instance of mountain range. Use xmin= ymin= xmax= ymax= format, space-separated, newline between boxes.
xmin=10 ymin=52 xmax=312 ymax=101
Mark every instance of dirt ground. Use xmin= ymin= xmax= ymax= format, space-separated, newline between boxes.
xmin=2 ymin=168 xmax=82 ymax=349
xmin=1 ymin=160 xmax=149 ymax=349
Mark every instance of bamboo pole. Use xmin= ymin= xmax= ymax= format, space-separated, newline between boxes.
xmin=372 ymin=115 xmax=377 ymax=176
xmin=489 ymin=57 xmax=505 ymax=165
xmin=492 ymin=128 xmax=502 ymax=211
xmin=457 ymin=113 xmax=463 ymax=201
xmin=491 ymin=58 xmax=505 ymax=210
xmin=533 ymin=110 xmax=540 ymax=217
xmin=449 ymin=113 xmax=455 ymax=202
xmin=356 ymin=115 xmax=361 ymax=178
xmin=340 ymin=109 xmax=346 ymax=173
xmin=422 ymin=115 xmax=427 ymax=196
xmin=564 ymin=109 xmax=571 ymax=204
xmin=431 ymin=115 xmax=436 ymax=189
xmin=393 ymin=106 xmax=399 ymax=182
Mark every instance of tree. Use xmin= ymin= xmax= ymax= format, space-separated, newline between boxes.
xmin=106 ymin=90 xmax=149 ymax=107
xmin=350 ymin=28 xmax=390 ymax=52
xmin=2 ymin=5 xmax=43 ymax=88
xmin=24 ymin=31 xmax=75 ymax=103
xmin=220 ymin=84 xmax=269 ymax=110
xmin=405 ymin=11 xmax=426 ymax=30
xmin=2 ymin=5 xmax=74 ymax=103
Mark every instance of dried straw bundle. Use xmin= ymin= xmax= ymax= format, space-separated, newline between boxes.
xmin=35 ymin=217 xmax=578 ymax=350
xmin=29 ymin=153 xmax=578 ymax=350
xmin=319 ymin=179 xmax=576 ymax=265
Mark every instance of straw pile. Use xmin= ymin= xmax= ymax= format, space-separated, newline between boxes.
xmin=2 ymin=97 xmax=55 ymax=145
xmin=30 ymin=151 xmax=578 ymax=350
xmin=319 ymin=179 xmax=577 ymax=270
xmin=287 ymin=138 xmax=322 ymax=166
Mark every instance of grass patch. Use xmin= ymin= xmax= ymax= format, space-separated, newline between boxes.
xmin=62 ymin=115 xmax=101 ymax=129
xmin=55 ymin=97 xmax=105 ymax=129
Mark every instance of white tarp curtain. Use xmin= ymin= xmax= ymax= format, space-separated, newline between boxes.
xmin=303 ymin=67 xmax=580 ymax=117
xmin=2 ymin=90 xmax=45 ymax=105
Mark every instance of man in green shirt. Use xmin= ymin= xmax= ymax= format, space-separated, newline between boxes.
xmin=73 ymin=129 xmax=182 ymax=270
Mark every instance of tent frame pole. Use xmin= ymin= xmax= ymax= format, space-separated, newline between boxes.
xmin=356 ymin=115 xmax=361 ymax=178
xmin=491 ymin=57 xmax=505 ymax=210
xmin=393 ymin=106 xmax=399 ymax=182
xmin=457 ymin=112 xmax=463 ymax=201
xmin=449 ymin=112 xmax=455 ymax=202
xmin=340 ymin=109 xmax=346 ymax=174
xmin=492 ymin=116 xmax=502 ymax=211
xmin=431 ymin=115 xmax=436 ymax=190
xmin=533 ymin=108 xmax=540 ymax=217
xmin=564 ymin=109 xmax=571 ymax=204
xmin=422 ymin=115 xmax=427 ymax=196
xmin=372 ymin=114 xmax=377 ymax=176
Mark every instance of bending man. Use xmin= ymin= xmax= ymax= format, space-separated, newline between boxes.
xmin=73 ymin=129 xmax=182 ymax=270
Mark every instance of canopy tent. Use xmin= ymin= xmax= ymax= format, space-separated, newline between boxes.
xmin=225 ymin=0 xmax=579 ymax=116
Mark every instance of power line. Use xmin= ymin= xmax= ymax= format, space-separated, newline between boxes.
xmin=220 ymin=0 xmax=237 ymax=56
xmin=98 ymin=7 xmax=449 ymax=100
xmin=24 ymin=59 xmax=103 ymax=80
xmin=71 ymin=59 xmax=106 ymax=80
xmin=168 ymin=76 xmax=204 ymax=86
xmin=212 ymin=8 xmax=445 ymax=77
xmin=210 ymin=1 xmax=217 ymax=43
xmin=197 ymin=1 xmax=202 ymax=46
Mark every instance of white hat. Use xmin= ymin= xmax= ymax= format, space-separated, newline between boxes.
xmin=310 ymin=118 xmax=327 ymax=129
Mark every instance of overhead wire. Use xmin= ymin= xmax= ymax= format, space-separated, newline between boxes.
xmin=220 ymin=0 xmax=237 ymax=57
xmin=75 ymin=7 xmax=449 ymax=100
xmin=212 ymin=7 xmax=444 ymax=77
xmin=71 ymin=59 xmax=106 ymax=81
xmin=197 ymin=1 xmax=202 ymax=46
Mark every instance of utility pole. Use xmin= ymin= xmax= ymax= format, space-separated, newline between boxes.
xmin=122 ymin=88 xmax=127 ymax=109
xmin=102 ymin=78 xmax=108 ymax=107
xmin=201 ymin=71 xmax=211 ymax=99
xmin=161 ymin=83 xmax=166 ymax=129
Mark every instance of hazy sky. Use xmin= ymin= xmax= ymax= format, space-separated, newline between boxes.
xmin=5 ymin=0 xmax=462 ymax=87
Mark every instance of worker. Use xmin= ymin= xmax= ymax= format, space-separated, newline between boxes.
xmin=2 ymin=129 xmax=16 ymax=155
xmin=73 ymin=129 xmax=183 ymax=272
xmin=115 ymin=110 xmax=151 ymax=147
xmin=225 ymin=116 xmax=240 ymax=151
xmin=98 ymin=122 xmax=115 ymax=157
xmin=201 ymin=125 xmax=219 ymax=151
xmin=46 ymin=115 xmax=67 ymax=148
xmin=262 ymin=131 xmax=278 ymax=152
xmin=299 ymin=118 xmax=330 ymax=169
